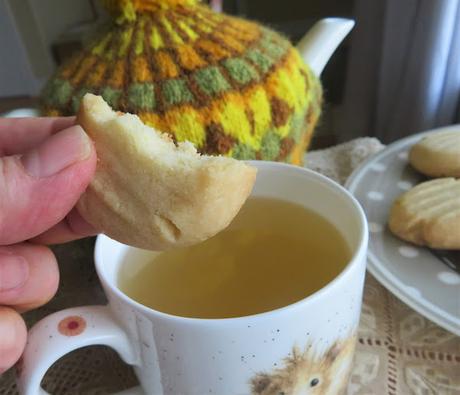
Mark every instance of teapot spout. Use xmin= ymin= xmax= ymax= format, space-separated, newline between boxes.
xmin=296 ymin=18 xmax=355 ymax=77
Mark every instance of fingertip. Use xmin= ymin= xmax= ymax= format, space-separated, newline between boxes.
xmin=0 ymin=116 xmax=77 ymax=156
xmin=30 ymin=208 xmax=98 ymax=245
xmin=68 ymin=208 xmax=98 ymax=236
xmin=21 ymin=125 xmax=95 ymax=178
xmin=0 ymin=244 xmax=59 ymax=311
xmin=18 ymin=245 xmax=59 ymax=310
xmin=0 ymin=307 xmax=27 ymax=373
xmin=0 ymin=133 xmax=97 ymax=244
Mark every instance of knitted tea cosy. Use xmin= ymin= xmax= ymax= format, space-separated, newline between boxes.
xmin=41 ymin=0 xmax=322 ymax=164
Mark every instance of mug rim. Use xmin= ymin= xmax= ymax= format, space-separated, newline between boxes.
xmin=94 ymin=161 xmax=368 ymax=324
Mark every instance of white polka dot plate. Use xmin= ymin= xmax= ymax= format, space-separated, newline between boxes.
xmin=346 ymin=125 xmax=460 ymax=336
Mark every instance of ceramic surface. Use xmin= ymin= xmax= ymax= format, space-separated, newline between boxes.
xmin=346 ymin=126 xmax=460 ymax=336
xmin=17 ymin=162 xmax=368 ymax=395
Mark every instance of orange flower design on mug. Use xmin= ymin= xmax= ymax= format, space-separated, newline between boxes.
xmin=58 ymin=316 xmax=86 ymax=336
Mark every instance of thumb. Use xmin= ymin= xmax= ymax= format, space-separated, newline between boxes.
xmin=0 ymin=125 xmax=96 ymax=244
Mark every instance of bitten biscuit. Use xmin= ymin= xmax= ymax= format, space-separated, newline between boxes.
xmin=409 ymin=130 xmax=460 ymax=178
xmin=77 ymin=94 xmax=257 ymax=250
xmin=388 ymin=178 xmax=460 ymax=249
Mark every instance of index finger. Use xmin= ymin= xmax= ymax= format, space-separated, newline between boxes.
xmin=0 ymin=117 xmax=76 ymax=156
xmin=30 ymin=208 xmax=98 ymax=245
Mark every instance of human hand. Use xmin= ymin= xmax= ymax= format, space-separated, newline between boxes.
xmin=0 ymin=117 xmax=97 ymax=372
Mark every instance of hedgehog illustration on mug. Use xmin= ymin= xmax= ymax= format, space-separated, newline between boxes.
xmin=251 ymin=334 xmax=356 ymax=395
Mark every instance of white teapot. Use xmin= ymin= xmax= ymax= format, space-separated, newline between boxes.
xmin=297 ymin=18 xmax=354 ymax=76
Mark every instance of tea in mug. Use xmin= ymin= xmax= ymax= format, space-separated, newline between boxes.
xmin=118 ymin=197 xmax=350 ymax=318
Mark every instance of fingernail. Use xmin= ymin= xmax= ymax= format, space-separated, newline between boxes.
xmin=22 ymin=125 xmax=92 ymax=178
xmin=0 ymin=253 xmax=29 ymax=292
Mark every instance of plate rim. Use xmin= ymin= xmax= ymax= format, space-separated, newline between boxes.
xmin=345 ymin=125 xmax=460 ymax=336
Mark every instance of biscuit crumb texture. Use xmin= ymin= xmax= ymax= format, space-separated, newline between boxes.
xmin=77 ymin=94 xmax=257 ymax=250
xmin=389 ymin=178 xmax=460 ymax=249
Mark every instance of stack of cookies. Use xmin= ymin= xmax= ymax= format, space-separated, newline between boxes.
xmin=388 ymin=130 xmax=460 ymax=249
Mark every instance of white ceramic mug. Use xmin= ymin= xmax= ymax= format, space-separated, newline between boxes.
xmin=16 ymin=161 xmax=368 ymax=395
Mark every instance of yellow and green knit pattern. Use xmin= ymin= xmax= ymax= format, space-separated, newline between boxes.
xmin=41 ymin=0 xmax=322 ymax=164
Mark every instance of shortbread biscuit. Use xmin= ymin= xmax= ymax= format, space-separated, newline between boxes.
xmin=389 ymin=178 xmax=460 ymax=249
xmin=409 ymin=130 xmax=460 ymax=177
xmin=77 ymin=94 xmax=257 ymax=250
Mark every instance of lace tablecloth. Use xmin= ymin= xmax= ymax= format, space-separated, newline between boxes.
xmin=1 ymin=138 xmax=459 ymax=394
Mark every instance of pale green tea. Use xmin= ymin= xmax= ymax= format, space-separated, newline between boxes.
xmin=118 ymin=197 xmax=350 ymax=318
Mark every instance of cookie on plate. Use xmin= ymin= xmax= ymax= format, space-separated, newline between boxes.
xmin=388 ymin=178 xmax=460 ymax=249
xmin=409 ymin=130 xmax=460 ymax=177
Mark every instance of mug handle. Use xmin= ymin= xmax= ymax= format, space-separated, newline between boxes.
xmin=16 ymin=305 xmax=144 ymax=395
